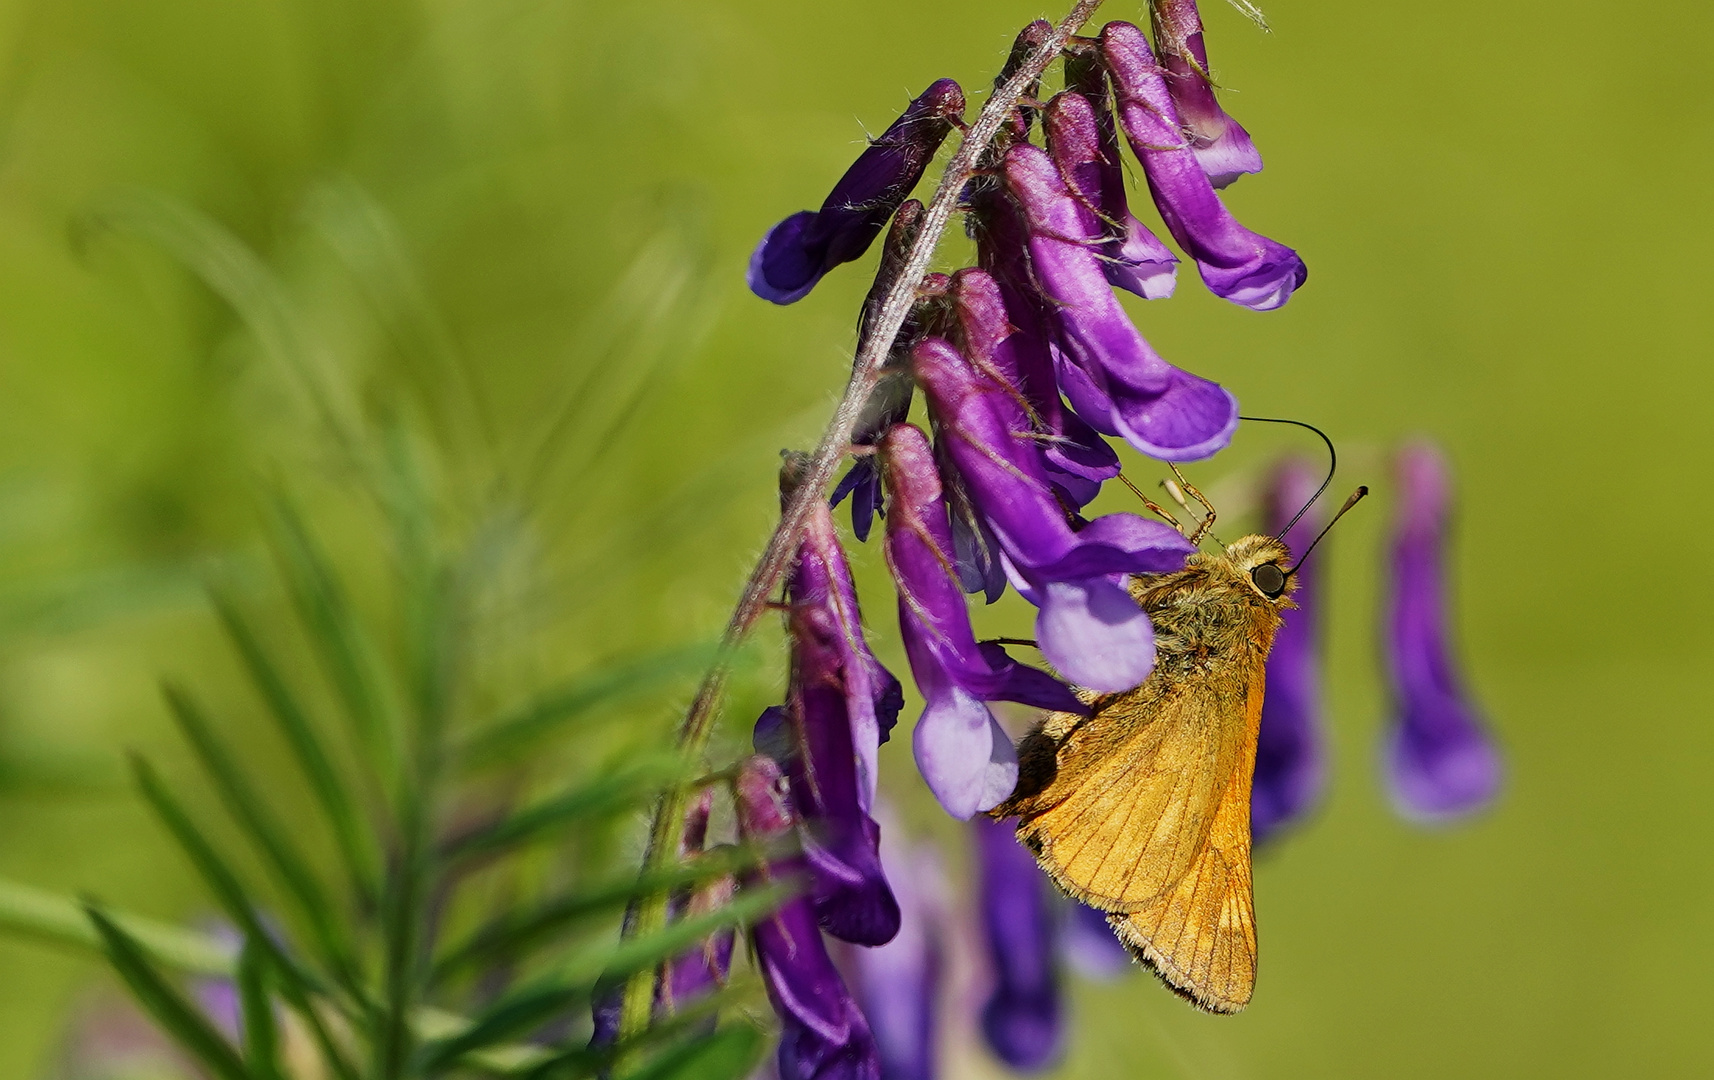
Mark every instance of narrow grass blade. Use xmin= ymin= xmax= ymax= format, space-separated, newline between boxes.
xmin=84 ymin=903 xmax=252 ymax=1080
xmin=442 ymin=753 xmax=693 ymax=862
xmin=266 ymin=495 xmax=401 ymax=785
xmin=0 ymin=877 xmax=234 ymax=975
xmin=210 ymin=588 xmax=375 ymax=900
xmin=238 ymin=939 xmax=285 ymax=1080
xmin=617 ymin=1024 xmax=766 ymax=1080
xmin=419 ymin=883 xmax=791 ymax=1070
xmin=520 ymin=977 xmax=765 ymax=1080
xmin=162 ymin=683 xmax=363 ymax=992
xmin=433 ymin=846 xmax=760 ymax=981
xmin=459 ymin=643 xmax=715 ymax=771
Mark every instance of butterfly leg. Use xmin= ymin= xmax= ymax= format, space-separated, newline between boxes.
xmin=1119 ymin=474 xmax=1186 ymax=534
xmin=1167 ymin=464 xmax=1218 ymax=545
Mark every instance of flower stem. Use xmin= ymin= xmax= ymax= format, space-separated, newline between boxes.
xmin=616 ymin=0 xmax=1107 ymax=1043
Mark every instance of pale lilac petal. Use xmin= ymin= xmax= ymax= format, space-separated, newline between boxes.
xmin=1035 ymin=577 xmax=1156 ymax=693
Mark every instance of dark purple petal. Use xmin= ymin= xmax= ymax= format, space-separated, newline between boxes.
xmin=853 ymin=811 xmax=945 ymax=1080
xmin=1100 ymin=22 xmax=1304 ymax=310
xmin=1150 ymin=0 xmax=1264 ymax=188
xmin=662 ymin=872 xmax=737 ymax=1016
xmin=735 ymin=757 xmax=881 ymax=1080
xmin=750 ymin=81 xmax=964 ymax=305
xmin=1001 ymin=144 xmax=1240 ymax=461
xmin=1384 ymin=443 xmax=1502 ymax=822
xmin=1253 ymin=457 xmax=1329 ymax=843
xmin=950 ymin=494 xmax=1007 ymax=603
xmin=974 ymin=817 xmax=1062 ymax=1073
xmin=1059 ymin=900 xmax=1132 ymax=980
xmin=1043 ymin=89 xmax=1178 ymax=299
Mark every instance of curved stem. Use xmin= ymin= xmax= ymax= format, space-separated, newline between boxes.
xmin=617 ymin=0 xmax=1107 ymax=1043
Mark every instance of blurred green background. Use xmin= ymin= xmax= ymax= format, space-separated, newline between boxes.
xmin=1 ymin=0 xmax=1710 ymax=1076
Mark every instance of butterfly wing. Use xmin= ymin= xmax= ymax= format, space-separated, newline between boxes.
xmin=1106 ymin=662 xmax=1262 ymax=1013
xmin=999 ymin=650 xmax=1252 ymax=910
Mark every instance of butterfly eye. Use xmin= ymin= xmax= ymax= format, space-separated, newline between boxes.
xmin=1251 ymin=563 xmax=1287 ymax=599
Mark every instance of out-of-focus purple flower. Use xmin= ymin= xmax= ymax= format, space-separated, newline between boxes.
xmin=1253 ymin=457 xmax=1330 ymax=843
xmin=973 ymin=817 xmax=1062 ymax=1073
xmin=735 ymin=756 xmax=881 ymax=1080
xmin=1001 ymin=143 xmax=1240 ymax=462
xmin=852 ymin=807 xmax=947 ymax=1080
xmin=1384 ymin=442 xmax=1502 ymax=822
xmin=1099 ymin=22 xmax=1306 ymax=311
xmin=750 ymin=80 xmax=965 ymax=305
xmin=1150 ymin=0 xmax=1263 ymax=189
xmin=1058 ymin=900 xmax=1132 ymax=981
xmin=1042 ymin=87 xmax=1178 ymax=300
xmin=660 ymin=790 xmax=736 ymax=1016
xmin=910 ymin=333 xmax=1195 ymax=692
xmin=878 ymin=423 xmax=1084 ymax=819
xmin=765 ymin=500 xmax=905 ymax=945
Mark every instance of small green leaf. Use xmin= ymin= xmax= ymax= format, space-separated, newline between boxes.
xmin=442 ymin=753 xmax=693 ymax=862
xmin=618 ymin=1024 xmax=766 ymax=1080
xmin=458 ymin=643 xmax=715 ymax=771
xmin=210 ymin=588 xmax=376 ymax=901
xmin=162 ymin=683 xmax=363 ymax=994
xmin=84 ymin=903 xmax=252 ymax=1080
xmin=238 ymin=939 xmax=285 ymax=1080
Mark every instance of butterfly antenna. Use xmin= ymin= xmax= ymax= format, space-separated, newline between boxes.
xmin=1288 ymin=486 xmax=1369 ymax=575
xmin=1237 ymin=415 xmax=1337 ymax=539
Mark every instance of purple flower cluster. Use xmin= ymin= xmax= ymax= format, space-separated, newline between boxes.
xmin=746 ymin=16 xmax=1308 ymax=821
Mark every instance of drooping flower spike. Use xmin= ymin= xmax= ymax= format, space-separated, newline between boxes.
xmin=1253 ymin=457 xmax=1331 ymax=844
xmin=734 ymin=756 xmax=882 ymax=1080
xmin=1000 ymin=142 xmax=1241 ymax=463
xmin=973 ymin=816 xmax=1063 ymax=1072
xmin=764 ymin=496 xmax=905 ymax=944
xmin=1384 ymin=442 xmax=1503 ymax=821
xmin=750 ymin=80 xmax=966 ymax=305
xmin=1149 ymin=0 xmax=1264 ymax=189
xmin=1099 ymin=21 xmax=1306 ymax=311
xmin=878 ymin=423 xmax=1084 ymax=819
xmin=908 ymin=336 xmax=1196 ymax=692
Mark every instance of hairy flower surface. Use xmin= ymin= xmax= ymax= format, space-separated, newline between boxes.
xmin=879 ymin=423 xmax=1083 ymax=819
xmin=1384 ymin=443 xmax=1502 ymax=821
xmin=750 ymin=80 xmax=965 ymax=305
xmin=974 ymin=816 xmax=1062 ymax=1072
xmin=1100 ymin=21 xmax=1305 ymax=311
xmin=1149 ymin=0 xmax=1263 ymax=188
xmin=736 ymin=756 xmax=882 ymax=1080
xmin=1042 ymin=87 xmax=1178 ymax=299
xmin=1001 ymin=143 xmax=1239 ymax=462
xmin=1253 ymin=458 xmax=1329 ymax=843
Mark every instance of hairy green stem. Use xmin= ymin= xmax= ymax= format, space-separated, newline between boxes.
xmin=616 ymin=0 xmax=1108 ymax=1044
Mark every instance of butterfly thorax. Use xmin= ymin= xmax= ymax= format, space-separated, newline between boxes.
xmin=1133 ymin=534 xmax=1297 ymax=685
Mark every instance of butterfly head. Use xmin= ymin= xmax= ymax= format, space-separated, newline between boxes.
xmin=1224 ymin=534 xmax=1296 ymax=604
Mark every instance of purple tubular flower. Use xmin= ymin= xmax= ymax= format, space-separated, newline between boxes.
xmin=1099 ymin=21 xmax=1306 ymax=311
xmin=750 ymin=80 xmax=965 ymax=304
xmin=1385 ymin=442 xmax=1502 ymax=822
xmin=878 ymin=424 xmax=1085 ymax=819
xmin=660 ymin=791 xmax=736 ymax=1016
xmin=1253 ymin=458 xmax=1330 ymax=843
xmin=852 ymin=809 xmax=946 ymax=1080
xmin=772 ymin=502 xmax=905 ymax=944
xmin=910 ymin=337 xmax=1195 ymax=692
xmin=1042 ymin=88 xmax=1179 ymax=300
xmin=735 ymin=756 xmax=881 ymax=1080
xmin=1150 ymin=0 xmax=1263 ymax=189
xmin=1059 ymin=900 xmax=1133 ymax=980
xmin=974 ymin=816 xmax=1062 ymax=1073
xmin=1001 ymin=144 xmax=1239 ymax=462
